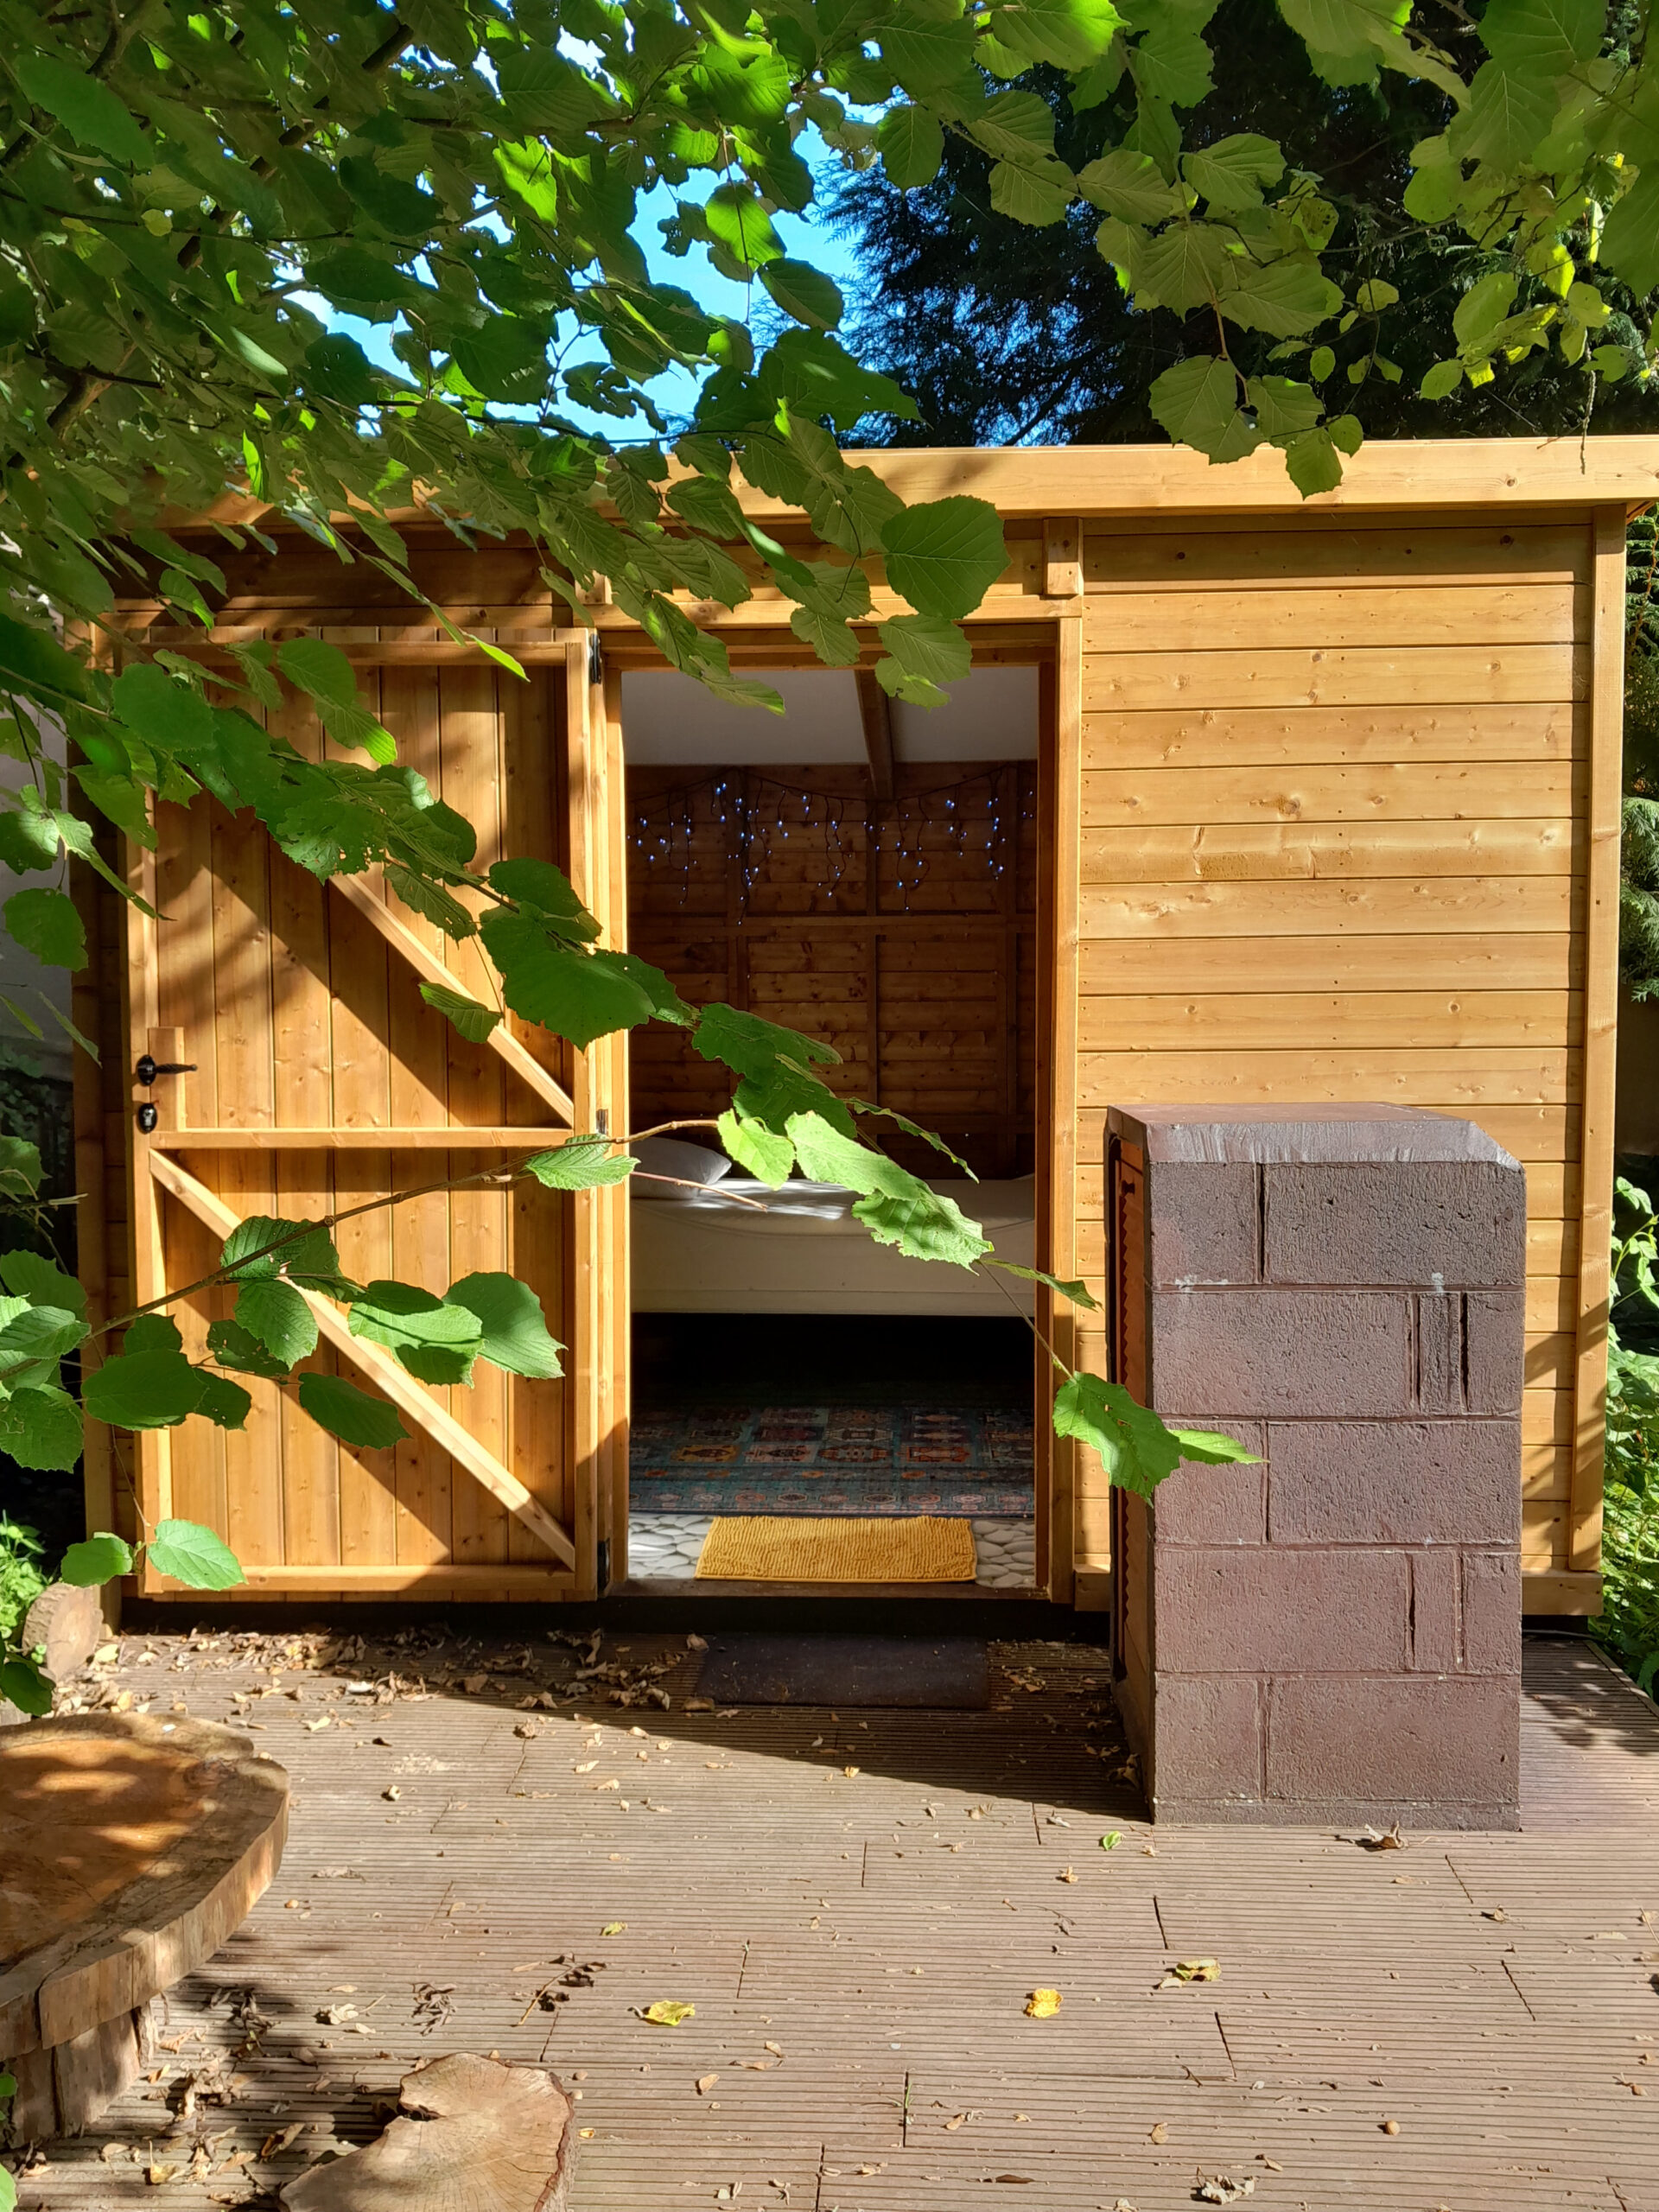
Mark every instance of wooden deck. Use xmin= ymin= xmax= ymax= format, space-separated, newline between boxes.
xmin=11 ymin=1630 xmax=1659 ymax=2210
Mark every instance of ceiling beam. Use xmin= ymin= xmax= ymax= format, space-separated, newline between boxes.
xmin=855 ymin=667 xmax=895 ymax=804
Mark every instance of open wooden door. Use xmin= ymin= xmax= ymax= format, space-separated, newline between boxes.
xmin=112 ymin=634 xmax=628 ymax=1602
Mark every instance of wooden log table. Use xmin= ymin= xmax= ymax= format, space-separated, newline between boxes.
xmin=0 ymin=1712 xmax=289 ymax=2138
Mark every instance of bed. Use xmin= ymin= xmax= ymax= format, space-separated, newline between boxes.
xmin=629 ymin=1173 xmax=1039 ymax=1316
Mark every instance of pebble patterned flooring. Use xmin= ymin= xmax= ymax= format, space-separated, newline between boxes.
xmin=627 ymin=1512 xmax=1037 ymax=1586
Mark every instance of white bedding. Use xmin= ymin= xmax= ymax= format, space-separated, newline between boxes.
xmin=629 ymin=1176 xmax=1038 ymax=1316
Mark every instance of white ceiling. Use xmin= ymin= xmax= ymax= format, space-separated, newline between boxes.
xmin=620 ymin=666 xmax=1039 ymax=765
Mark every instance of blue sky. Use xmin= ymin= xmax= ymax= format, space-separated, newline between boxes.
xmin=316 ymin=130 xmax=864 ymax=442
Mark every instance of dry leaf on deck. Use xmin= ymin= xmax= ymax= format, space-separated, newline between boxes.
xmin=1194 ymin=2177 xmax=1254 ymax=2204
xmin=146 ymin=2165 xmax=180 ymax=2186
xmin=696 ymin=2074 xmax=721 ymax=2094
xmin=601 ymin=1922 xmax=626 ymax=1936
xmin=1159 ymin=1958 xmax=1219 ymax=1988
xmin=1147 ymin=2122 xmax=1168 ymax=2144
xmin=1058 ymin=1866 xmax=1077 ymax=1884
xmin=1024 ymin=1987 xmax=1062 ymax=2018
xmin=641 ymin=2000 xmax=696 ymax=2026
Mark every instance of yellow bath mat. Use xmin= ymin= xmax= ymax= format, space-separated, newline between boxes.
xmin=695 ymin=1516 xmax=977 ymax=1584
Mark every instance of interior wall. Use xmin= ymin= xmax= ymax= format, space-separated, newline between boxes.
xmin=626 ymin=761 xmax=1038 ymax=1179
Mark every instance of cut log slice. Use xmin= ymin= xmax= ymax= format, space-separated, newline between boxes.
xmin=0 ymin=1711 xmax=289 ymax=2134
xmin=281 ymin=2054 xmax=577 ymax=2210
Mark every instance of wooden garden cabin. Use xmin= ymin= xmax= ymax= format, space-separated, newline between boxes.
xmin=78 ymin=436 xmax=1659 ymax=1620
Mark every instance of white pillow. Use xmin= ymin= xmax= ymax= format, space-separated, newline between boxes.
xmin=630 ymin=1135 xmax=734 ymax=1194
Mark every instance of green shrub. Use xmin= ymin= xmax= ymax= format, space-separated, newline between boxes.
xmin=1593 ymin=1177 xmax=1659 ymax=1694
xmin=0 ymin=1514 xmax=46 ymax=1647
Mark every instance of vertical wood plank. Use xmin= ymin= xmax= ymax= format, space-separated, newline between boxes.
xmin=601 ymin=661 xmax=631 ymax=1585
xmin=270 ymin=689 xmax=342 ymax=1575
xmin=1047 ymin=616 xmax=1084 ymax=1605
xmin=1044 ymin=518 xmax=1084 ymax=600
xmin=562 ymin=638 xmax=601 ymax=1599
xmin=378 ymin=663 xmax=452 ymax=1569
xmin=209 ymin=805 xmax=283 ymax=1569
xmin=1570 ymin=507 xmax=1624 ymax=1573
xmin=439 ymin=663 xmax=511 ymax=1576
xmin=121 ymin=827 xmax=171 ymax=1586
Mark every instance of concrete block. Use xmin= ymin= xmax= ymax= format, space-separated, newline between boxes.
xmin=1408 ymin=1548 xmax=1460 ymax=1673
xmin=1262 ymin=1161 xmax=1526 ymax=1287
xmin=1267 ymin=1421 xmax=1520 ymax=1546
xmin=1151 ymin=1675 xmax=1264 ymax=1808
xmin=1462 ymin=1550 xmax=1522 ymax=1675
xmin=1154 ymin=1546 xmax=1411 ymax=1674
xmin=1415 ymin=1292 xmax=1465 ymax=1414
xmin=1150 ymin=1289 xmax=1414 ymax=1417
xmin=1464 ymin=1289 xmax=1526 ymax=1414
xmin=1151 ymin=1423 xmax=1268 ymax=1546
xmin=1147 ymin=1164 xmax=1259 ymax=1287
xmin=1266 ymin=1674 xmax=1519 ymax=1817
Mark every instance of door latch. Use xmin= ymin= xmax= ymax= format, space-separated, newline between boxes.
xmin=135 ymin=1054 xmax=197 ymax=1086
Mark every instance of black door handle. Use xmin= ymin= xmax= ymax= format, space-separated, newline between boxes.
xmin=135 ymin=1056 xmax=198 ymax=1085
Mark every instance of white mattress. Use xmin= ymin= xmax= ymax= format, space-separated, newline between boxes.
xmin=629 ymin=1176 xmax=1038 ymax=1315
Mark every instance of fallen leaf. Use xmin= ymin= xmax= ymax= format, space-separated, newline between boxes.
xmin=1099 ymin=1832 xmax=1122 ymax=1852
xmin=1194 ymin=2178 xmax=1254 ymax=2205
xmin=1025 ymin=1987 xmax=1062 ymax=2018
xmin=642 ymin=2000 xmax=696 ymax=2026
xmin=686 ymin=1632 xmax=709 ymax=1650
xmin=764 ymin=2042 xmax=785 ymax=2056
xmin=1159 ymin=1957 xmax=1219 ymax=1988
xmin=1380 ymin=2118 xmax=1400 ymax=2135
xmin=944 ymin=2112 xmax=974 ymax=2131
xmin=842 ymin=1766 xmax=861 ymax=1779
xmin=1357 ymin=1823 xmax=1407 ymax=1852
xmin=601 ymin=1922 xmax=626 ymax=1936
xmin=1148 ymin=2122 xmax=1168 ymax=2144
xmin=696 ymin=2074 xmax=721 ymax=2094
xmin=1058 ymin=1866 xmax=1077 ymax=1884
xmin=1483 ymin=1907 xmax=1508 ymax=1922
xmin=684 ymin=1697 xmax=714 ymax=1712
xmin=382 ymin=1785 xmax=400 ymax=1802
xmin=579 ymin=2126 xmax=595 ymax=2140
xmin=990 ymin=2175 xmax=1034 ymax=2185
xmin=461 ymin=1673 xmax=488 ymax=1694
xmin=146 ymin=2165 xmax=180 ymax=2186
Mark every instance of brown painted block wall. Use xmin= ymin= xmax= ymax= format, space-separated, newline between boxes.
xmin=1109 ymin=1105 xmax=1523 ymax=1829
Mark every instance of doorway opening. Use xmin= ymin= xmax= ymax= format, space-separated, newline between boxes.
xmin=620 ymin=657 xmax=1044 ymax=1591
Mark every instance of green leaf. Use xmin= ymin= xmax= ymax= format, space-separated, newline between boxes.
xmin=0 ymin=610 xmax=91 ymax=706
xmin=0 ymin=1383 xmax=84 ymax=1470
xmin=1446 ymin=58 xmax=1555 ymax=167
xmin=419 ymin=980 xmax=501 ymax=1043
xmin=1148 ymin=355 xmax=1238 ymax=454
xmin=716 ymin=1107 xmax=795 ymax=1185
xmin=0 ymin=1299 xmax=87 ymax=1372
xmin=452 ymin=319 xmax=552 ymax=403
xmin=15 ymin=53 xmax=151 ymax=166
xmin=1420 ymin=358 xmax=1465 ymax=399
xmin=879 ymin=7 xmax=979 ymax=92
xmin=989 ymin=157 xmax=1078 ymax=226
xmin=60 ymin=1531 xmax=135 ymax=1586
xmin=522 ymin=1138 xmax=637 ymax=1189
xmin=349 ymin=1280 xmax=485 ymax=1359
xmin=219 ymin=1216 xmax=353 ymax=1296
xmin=0 ymin=1656 xmax=53 ymax=1716
xmin=880 ymin=498 xmax=1007 ymax=621
xmin=1180 ymin=133 xmax=1285 ymax=212
xmin=703 ymin=182 xmax=784 ymax=270
xmin=0 ymin=1249 xmax=86 ymax=1317
xmin=480 ymin=915 xmax=658 ymax=1049
xmin=1219 ymin=254 xmax=1342 ymax=338
xmin=1130 ymin=15 xmax=1217 ymax=104
xmin=787 ymin=1111 xmax=991 ymax=1268
xmin=486 ymin=857 xmax=602 ymax=937
xmin=276 ymin=636 xmax=361 ymax=709
xmin=982 ymin=0 xmax=1124 ymax=70
xmin=1283 ymin=426 xmax=1344 ymax=496
xmin=147 ymin=1517 xmax=246 ymax=1590
xmin=84 ymin=1350 xmax=206 ymax=1429
xmin=236 ymin=1278 xmax=318 ymax=1369
xmin=296 ymin=1372 xmax=408 ymax=1451
xmin=759 ymin=260 xmax=844 ymax=329
xmin=1052 ymin=1371 xmax=1257 ymax=1497
xmin=1309 ymin=345 xmax=1337 ymax=381
xmin=1600 ymin=170 xmax=1659 ymax=297
xmin=875 ymin=614 xmax=972 ymax=694
xmin=1134 ymin=221 xmax=1232 ymax=313
xmin=1355 ymin=278 xmax=1399 ymax=311
xmin=4 ymin=888 xmax=86 ymax=970
xmin=875 ymin=104 xmax=944 ymax=189
xmin=987 ymin=1262 xmax=1101 ymax=1311
xmin=847 ymin=1100 xmax=975 ymax=1177
xmin=197 ymin=1371 xmax=253 ymax=1430
xmin=125 ymin=1313 xmax=181 ymax=1355
xmin=207 ymin=1317 xmax=290 ymax=1380
xmin=1076 ymin=149 xmax=1179 ymax=223
xmin=1245 ymin=375 xmax=1323 ymax=437
xmin=448 ymin=1272 xmax=564 ymax=1379
xmin=1452 ymin=271 xmax=1518 ymax=352
xmin=0 ymin=1138 xmax=41 ymax=1199
xmin=0 ymin=808 xmax=61 ymax=874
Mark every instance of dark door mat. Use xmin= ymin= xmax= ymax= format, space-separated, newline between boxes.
xmin=692 ymin=1635 xmax=990 ymax=1708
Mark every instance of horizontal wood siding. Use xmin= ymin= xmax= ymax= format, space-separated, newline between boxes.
xmin=1074 ymin=514 xmax=1598 ymax=1589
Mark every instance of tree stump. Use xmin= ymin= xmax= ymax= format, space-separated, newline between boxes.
xmin=0 ymin=1712 xmax=289 ymax=2139
xmin=281 ymin=2055 xmax=578 ymax=2210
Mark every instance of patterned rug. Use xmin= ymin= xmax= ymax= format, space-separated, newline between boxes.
xmin=629 ymin=1403 xmax=1034 ymax=1517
